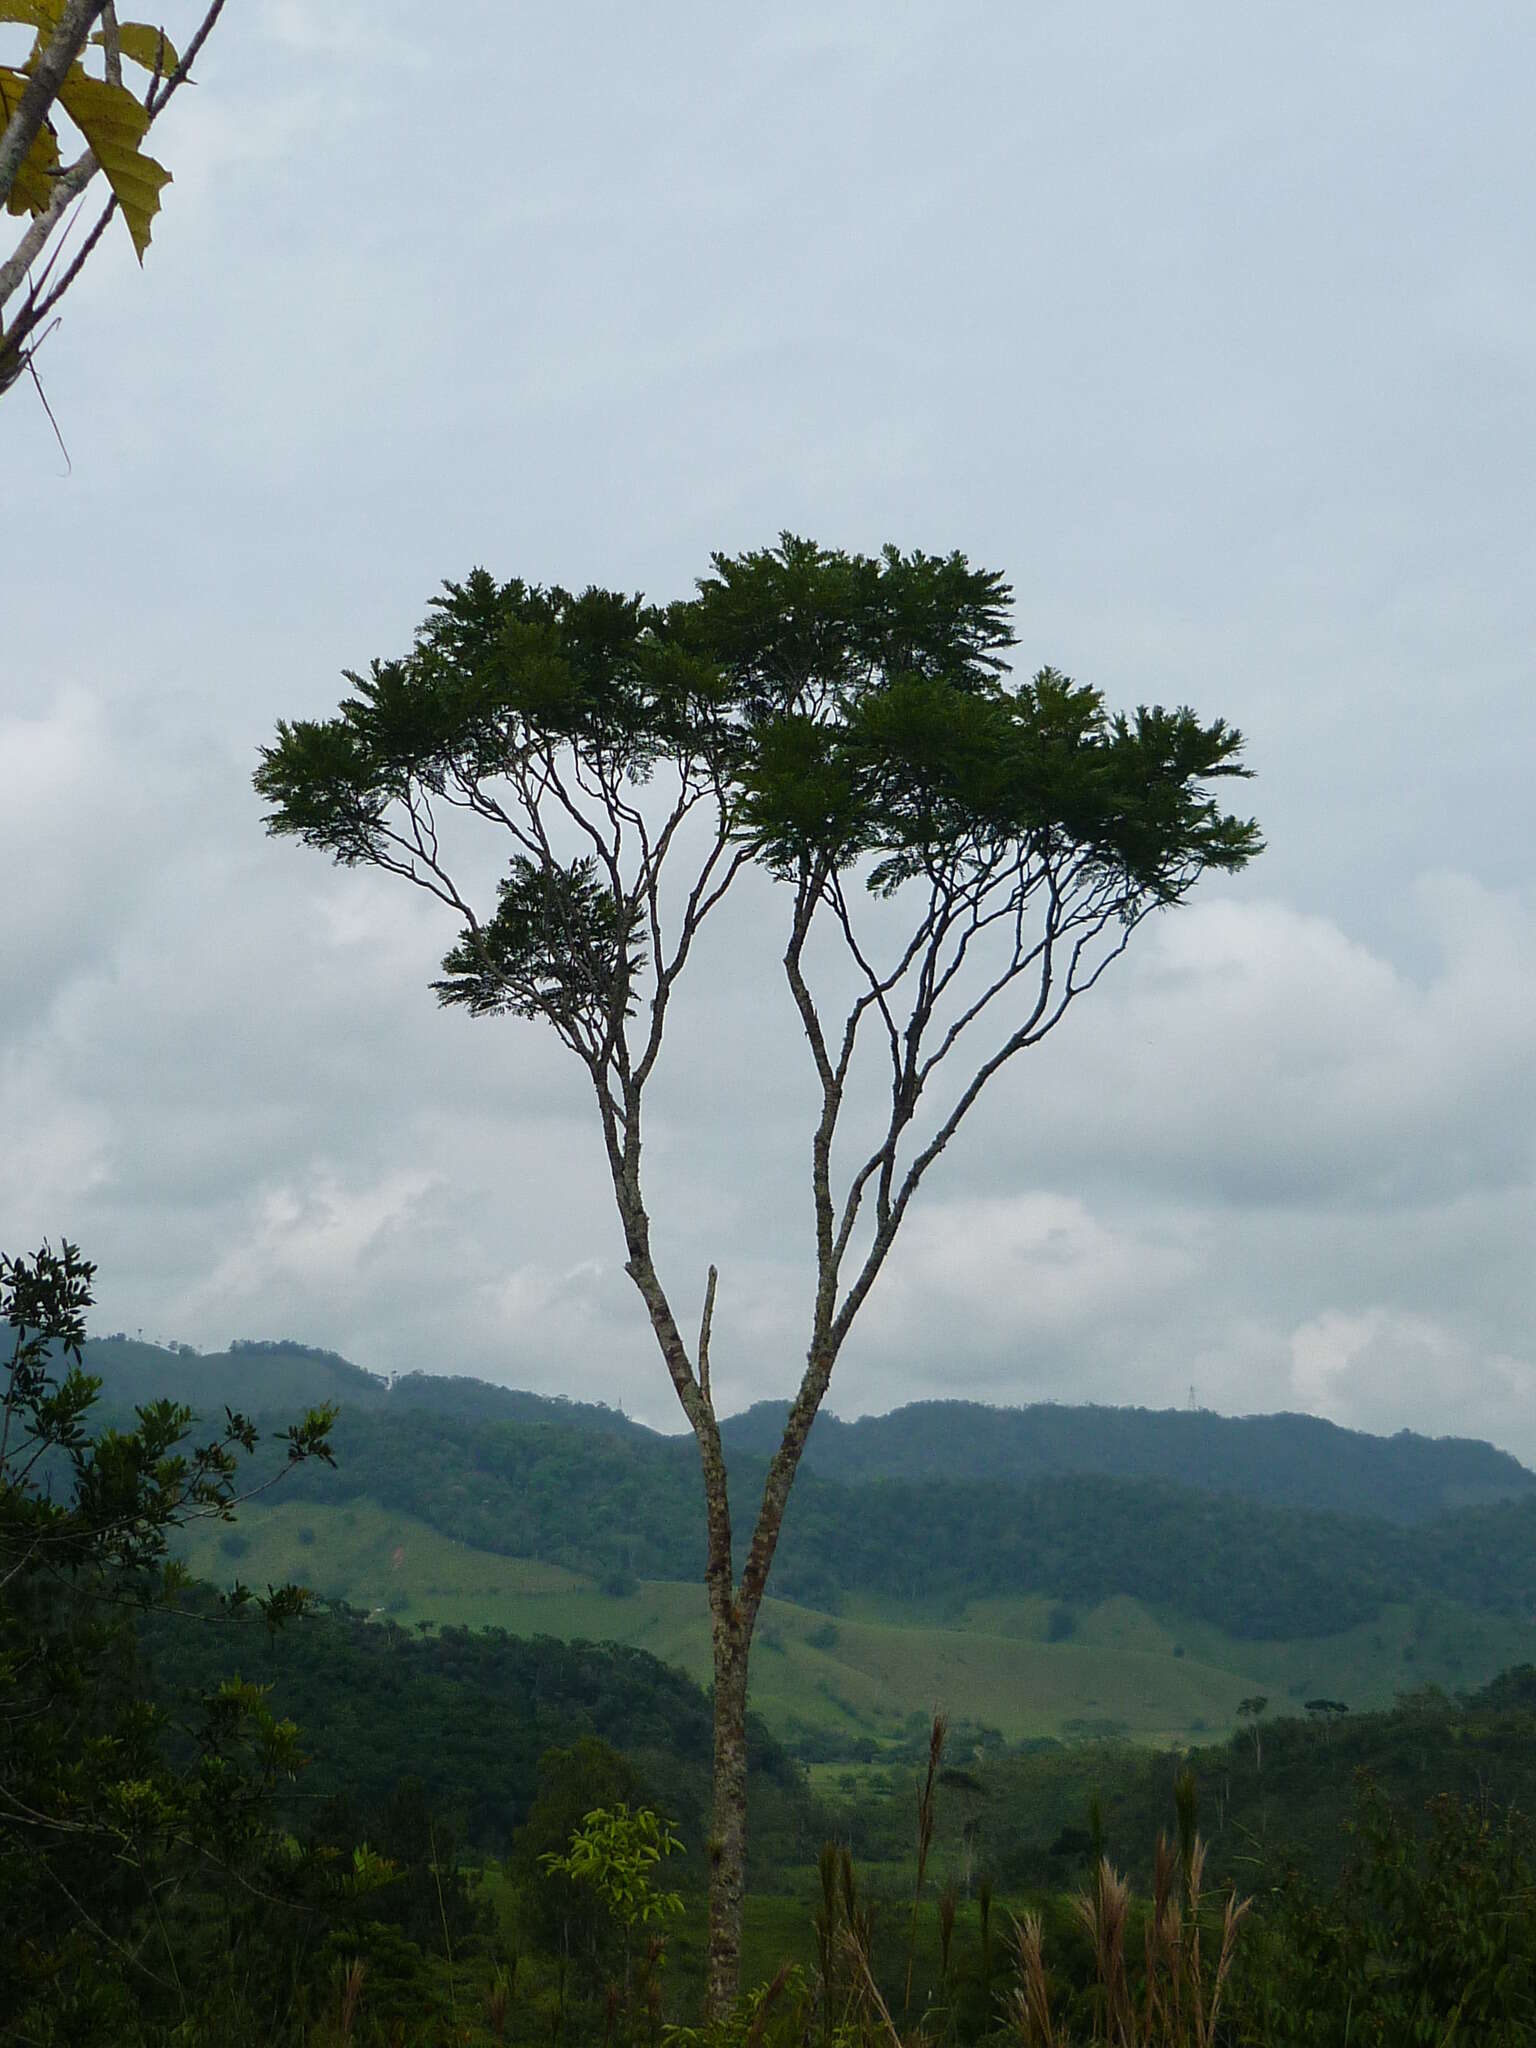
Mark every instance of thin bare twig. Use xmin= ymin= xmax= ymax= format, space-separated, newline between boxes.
xmin=697 ymin=1265 xmax=719 ymax=1409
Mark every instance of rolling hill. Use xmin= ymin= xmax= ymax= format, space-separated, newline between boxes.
xmin=721 ymin=1395 xmax=1536 ymax=1522
xmin=83 ymin=1334 xmax=1532 ymax=1523
xmin=84 ymin=1333 xmax=1536 ymax=1759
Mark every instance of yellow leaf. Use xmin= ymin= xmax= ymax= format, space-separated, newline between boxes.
xmin=55 ymin=65 xmax=168 ymax=258
xmin=0 ymin=4 xmax=62 ymax=30
xmin=0 ymin=63 xmax=60 ymax=217
xmin=92 ymin=21 xmax=180 ymax=75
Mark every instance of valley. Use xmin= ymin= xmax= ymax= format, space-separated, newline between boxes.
xmin=177 ymin=1491 xmax=1536 ymax=1756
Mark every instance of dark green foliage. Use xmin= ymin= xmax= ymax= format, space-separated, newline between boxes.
xmin=270 ymin=1408 xmax=705 ymax=1579
xmin=62 ymin=1337 xmax=1536 ymax=1649
xmin=508 ymin=1738 xmax=647 ymax=1975
xmin=17 ymin=1231 xmax=1536 ymax=2040
xmin=797 ymin=1681 xmax=1536 ymax=2043
xmin=721 ymin=1396 xmax=1535 ymax=1522
xmin=435 ymin=855 xmax=647 ymax=1029
xmin=136 ymin=1598 xmax=808 ymax=1866
xmin=264 ymin=1409 xmax=1536 ymax=1642
xmin=936 ymin=1667 xmax=1536 ymax=1908
xmin=256 ymin=533 xmax=1258 ymax=1092
xmin=79 ymin=1329 xmax=393 ymax=1427
xmin=7 ymin=1254 xmax=822 ymax=2041
xmin=82 ymin=1329 xmax=652 ymax=1443
xmin=1 ymin=1244 xmax=339 ymax=2043
xmin=85 ymin=1336 xmax=1531 ymax=1532
xmin=1231 ymin=1778 xmax=1536 ymax=2043
xmin=384 ymin=1370 xmax=645 ymax=1437
xmin=683 ymin=537 xmax=1256 ymax=895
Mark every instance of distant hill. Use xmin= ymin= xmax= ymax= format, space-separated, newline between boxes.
xmin=81 ymin=1334 xmax=392 ymax=1419
xmin=80 ymin=1335 xmax=652 ymax=1441
xmin=384 ymin=1370 xmax=653 ymax=1440
xmin=721 ymin=1397 xmax=1536 ymax=1525
xmin=77 ymin=1332 xmax=1536 ymax=1643
xmin=80 ymin=1339 xmax=1532 ymax=1527
xmin=153 ymin=1398 xmax=1536 ymax=1646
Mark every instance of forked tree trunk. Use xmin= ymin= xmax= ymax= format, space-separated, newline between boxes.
xmin=696 ymin=1365 xmax=832 ymax=2016
xmin=613 ymin=1169 xmax=843 ymax=2016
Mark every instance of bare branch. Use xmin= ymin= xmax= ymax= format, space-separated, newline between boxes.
xmin=633 ymin=826 xmax=750 ymax=1091
xmin=99 ymin=3 xmax=123 ymax=87
xmin=0 ymin=151 xmax=97 ymax=321
xmin=28 ymin=182 xmax=116 ymax=325
xmin=144 ymin=0 xmax=228 ymax=119
xmin=783 ymin=876 xmax=836 ymax=1095
xmin=698 ymin=1264 xmax=719 ymax=1409
xmin=824 ymin=871 xmax=909 ymax=1093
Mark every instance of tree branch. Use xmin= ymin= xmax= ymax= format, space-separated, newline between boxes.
xmin=0 ymin=149 xmax=97 ymax=323
xmin=0 ymin=0 xmax=107 ymax=215
xmin=697 ymin=1264 xmax=718 ymax=1410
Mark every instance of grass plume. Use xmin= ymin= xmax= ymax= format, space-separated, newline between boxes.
xmin=904 ymin=1711 xmax=948 ymax=2013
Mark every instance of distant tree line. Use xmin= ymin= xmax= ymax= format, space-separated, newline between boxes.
xmin=265 ymin=1407 xmax=1536 ymax=1641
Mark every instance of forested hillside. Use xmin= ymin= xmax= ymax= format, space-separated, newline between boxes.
xmin=723 ymin=1395 xmax=1535 ymax=1521
xmin=204 ymin=1404 xmax=1536 ymax=1643
xmin=136 ymin=1597 xmax=809 ymax=1869
xmin=80 ymin=1337 xmax=1536 ymax=1660
xmin=81 ymin=1337 xmax=1531 ymax=1526
xmin=82 ymin=1333 xmax=649 ymax=1441
xmin=20 ymin=1313 xmax=1536 ymax=2043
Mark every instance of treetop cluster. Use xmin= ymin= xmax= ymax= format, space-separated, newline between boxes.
xmin=257 ymin=533 xmax=1260 ymax=930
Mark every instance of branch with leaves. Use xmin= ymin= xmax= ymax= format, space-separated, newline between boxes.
xmin=1 ymin=1240 xmax=343 ymax=2032
xmin=1 ymin=0 xmax=225 ymax=414
xmin=2 ymin=1240 xmax=336 ymax=1613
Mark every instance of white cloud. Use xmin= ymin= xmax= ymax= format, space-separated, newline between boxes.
xmin=1288 ymin=1306 xmax=1536 ymax=1447
xmin=853 ymin=1194 xmax=1191 ymax=1360
xmin=969 ymin=877 xmax=1536 ymax=1211
xmin=5 ymin=0 xmax=1536 ymax=1471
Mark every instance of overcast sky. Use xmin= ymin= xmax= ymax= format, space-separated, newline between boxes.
xmin=5 ymin=2 xmax=1535 ymax=1459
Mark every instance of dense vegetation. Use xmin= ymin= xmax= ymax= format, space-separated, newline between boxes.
xmin=137 ymin=1599 xmax=812 ymax=1873
xmin=83 ymin=1336 xmax=1532 ymax=1525
xmin=839 ymin=1666 xmax=1536 ymax=1895
xmin=182 ymin=1403 xmax=1536 ymax=1643
xmin=14 ymin=1282 xmax=1536 ymax=2040
xmin=76 ymin=1339 xmax=1536 ymax=1649
xmin=85 ymin=1333 xmax=646 ymax=1443
xmin=725 ymin=1395 xmax=1535 ymax=1520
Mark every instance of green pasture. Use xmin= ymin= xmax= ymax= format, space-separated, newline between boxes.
xmin=178 ymin=1499 xmax=1536 ymax=1756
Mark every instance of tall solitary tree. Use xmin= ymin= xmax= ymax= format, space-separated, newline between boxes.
xmin=255 ymin=534 xmax=1261 ymax=2011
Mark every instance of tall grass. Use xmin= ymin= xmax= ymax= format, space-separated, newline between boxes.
xmin=904 ymin=1713 xmax=949 ymax=2013
xmin=1004 ymin=1813 xmax=1249 ymax=2047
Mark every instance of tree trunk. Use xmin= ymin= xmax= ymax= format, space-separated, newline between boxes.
xmin=706 ymin=1619 xmax=751 ymax=2018
xmin=694 ymin=1345 xmax=838 ymax=2014
xmin=612 ymin=1189 xmax=826 ymax=2016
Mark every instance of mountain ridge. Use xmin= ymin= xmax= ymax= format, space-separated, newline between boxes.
xmin=79 ymin=1335 xmax=1532 ymax=1527
xmin=720 ymin=1396 xmax=1535 ymax=1523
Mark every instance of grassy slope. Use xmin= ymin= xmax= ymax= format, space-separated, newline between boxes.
xmin=177 ymin=1499 xmax=1536 ymax=1754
